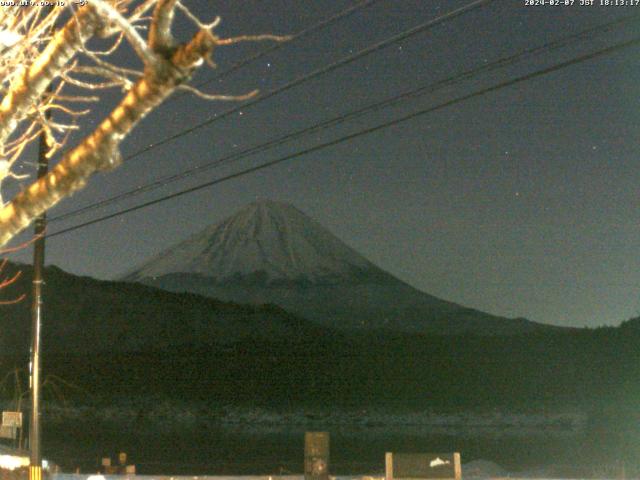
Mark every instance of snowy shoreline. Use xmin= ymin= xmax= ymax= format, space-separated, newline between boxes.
xmin=30 ymin=402 xmax=587 ymax=436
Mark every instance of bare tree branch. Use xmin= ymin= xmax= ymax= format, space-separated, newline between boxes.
xmin=0 ymin=5 xmax=101 ymax=147
xmin=176 ymin=84 xmax=258 ymax=101
xmin=0 ymin=25 xmax=213 ymax=245
xmin=86 ymin=0 xmax=157 ymax=65
xmin=149 ymin=0 xmax=178 ymax=52
xmin=0 ymin=257 xmax=25 ymax=304
xmin=0 ymin=1 xmax=289 ymax=248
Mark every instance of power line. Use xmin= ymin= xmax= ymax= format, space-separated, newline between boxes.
xmin=124 ymin=0 xmax=493 ymax=162
xmin=47 ymin=35 xmax=640 ymax=239
xmin=49 ymin=12 xmax=640 ymax=224
xmin=167 ymin=0 xmax=383 ymax=104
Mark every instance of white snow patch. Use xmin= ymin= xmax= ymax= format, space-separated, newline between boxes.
xmin=430 ymin=457 xmax=450 ymax=467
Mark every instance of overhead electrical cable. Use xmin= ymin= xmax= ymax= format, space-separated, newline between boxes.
xmin=169 ymin=0 xmax=384 ymax=103
xmin=49 ymin=12 xmax=640 ymax=224
xmin=47 ymin=35 xmax=640 ymax=239
xmin=124 ymin=0 xmax=493 ymax=162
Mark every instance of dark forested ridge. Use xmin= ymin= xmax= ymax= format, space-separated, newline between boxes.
xmin=1 ymin=261 xmax=640 ymax=415
xmin=0 ymin=262 xmax=332 ymax=354
xmin=48 ymin=327 xmax=640 ymax=410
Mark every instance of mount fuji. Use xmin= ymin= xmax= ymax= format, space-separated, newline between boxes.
xmin=124 ymin=200 xmax=549 ymax=335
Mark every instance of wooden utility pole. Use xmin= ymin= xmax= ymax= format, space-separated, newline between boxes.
xmin=29 ymin=89 xmax=51 ymax=480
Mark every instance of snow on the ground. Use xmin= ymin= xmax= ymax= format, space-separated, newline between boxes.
xmin=18 ymin=400 xmax=586 ymax=436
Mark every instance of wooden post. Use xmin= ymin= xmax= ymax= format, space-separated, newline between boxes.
xmin=304 ymin=432 xmax=329 ymax=480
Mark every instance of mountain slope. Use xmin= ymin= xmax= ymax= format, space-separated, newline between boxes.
xmin=126 ymin=200 xmax=378 ymax=284
xmin=0 ymin=262 xmax=329 ymax=354
xmin=125 ymin=200 xmax=550 ymax=335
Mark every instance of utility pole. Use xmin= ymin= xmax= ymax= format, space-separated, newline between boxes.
xmin=30 ymin=8 xmax=55 ymax=475
xmin=30 ymin=93 xmax=51 ymax=480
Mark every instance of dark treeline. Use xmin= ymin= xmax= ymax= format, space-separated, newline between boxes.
xmin=1 ymin=262 xmax=639 ymax=415
xmin=1 ymin=323 xmax=638 ymax=412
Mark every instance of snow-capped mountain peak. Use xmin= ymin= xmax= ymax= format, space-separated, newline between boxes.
xmin=126 ymin=200 xmax=381 ymax=284
xmin=125 ymin=200 xmax=548 ymax=335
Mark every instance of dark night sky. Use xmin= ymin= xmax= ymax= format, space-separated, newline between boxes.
xmin=6 ymin=0 xmax=640 ymax=328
